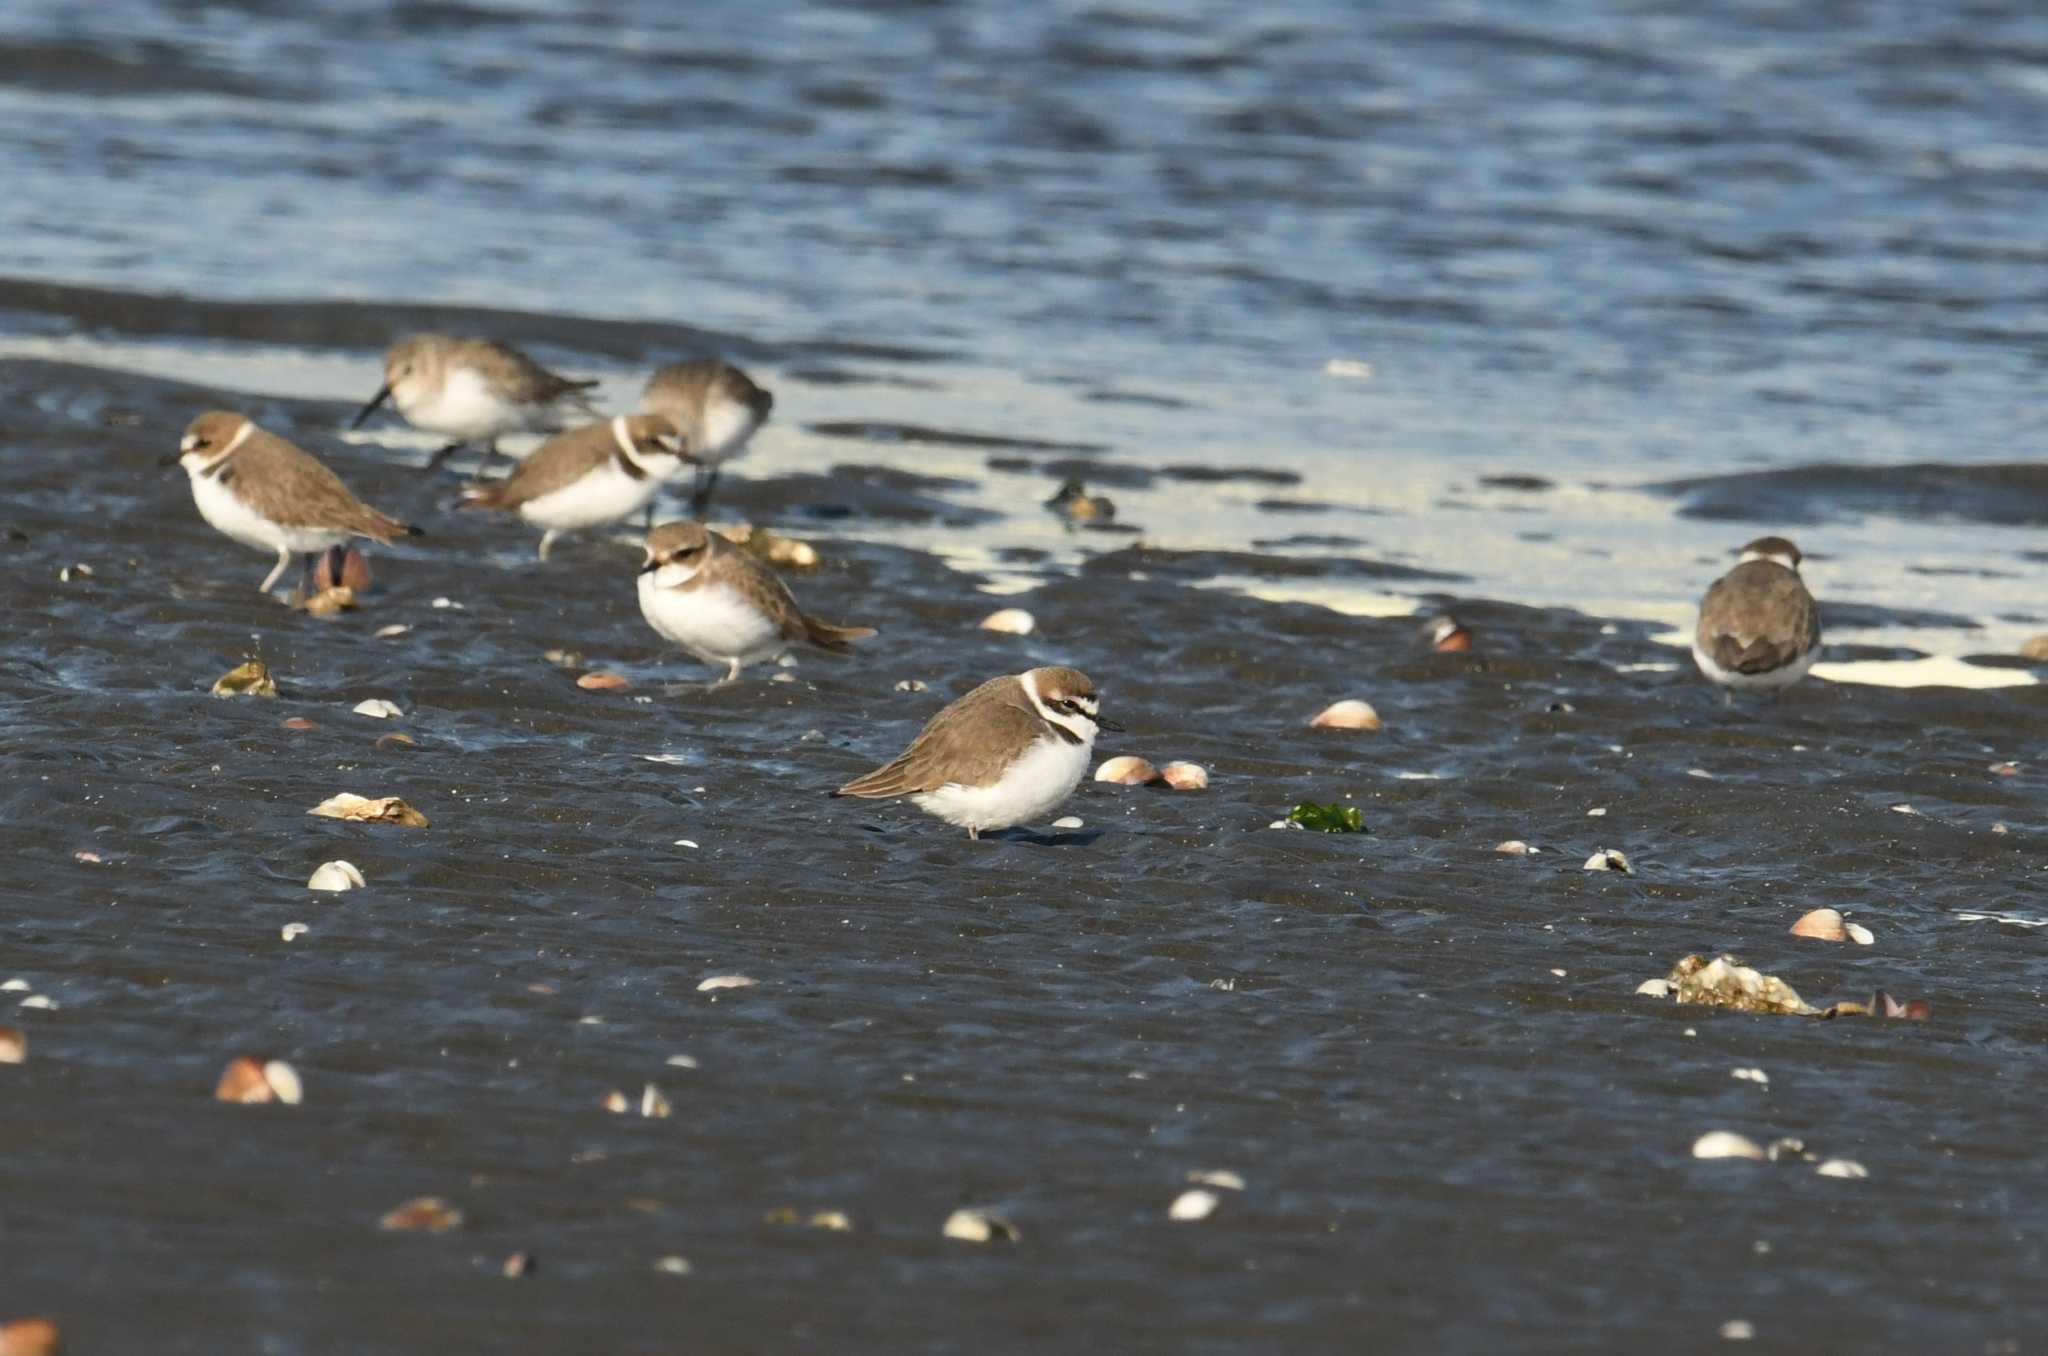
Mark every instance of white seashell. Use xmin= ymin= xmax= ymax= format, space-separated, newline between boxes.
xmin=353 ymin=699 xmax=404 ymax=719
xmin=665 ymin=1054 xmax=699 ymax=1069
xmin=307 ymin=860 xmax=366 ymax=892
xmin=1094 ymin=755 xmax=1159 ymax=785
xmin=697 ymin=975 xmax=757 ymax=993
xmin=1168 ymin=1189 xmax=1220 ymax=1221
xmin=18 ymin=995 xmax=55 ymax=1010
xmin=1310 ymin=699 xmax=1381 ymax=731
xmin=1814 ymin=1158 xmax=1869 ymax=1179
xmin=1789 ymin=908 xmax=1845 ymax=942
xmin=1160 ymin=761 xmax=1208 ymax=790
xmin=1495 ymin=840 xmax=1532 ymax=855
xmin=374 ymin=624 xmax=411 ymax=639
xmin=1635 ymin=979 xmax=1672 ymax=998
xmin=1730 ymin=1067 xmax=1769 ymax=1085
xmin=640 ymin=1083 xmax=671 ymax=1118
xmin=1692 ymin=1131 xmax=1767 ymax=1161
xmin=1845 ymin=922 xmax=1874 ymax=946
xmin=894 ymin=679 xmax=928 ymax=692
xmin=1583 ymin=849 xmax=1630 ymax=873
xmin=0 ymin=980 xmax=27 ymax=992
xmin=942 ymin=1208 xmax=1018 ymax=1243
xmin=431 ymin=597 xmax=461 ymax=610
xmin=1720 ymin=1320 xmax=1755 ymax=1342
xmin=978 ymin=607 xmax=1036 ymax=635
xmin=262 ymin=1060 xmax=303 ymax=1106
xmin=280 ymin=922 xmax=310 ymax=942
xmin=1187 ymin=1169 xmax=1246 ymax=1191
xmin=1586 ymin=806 xmax=1607 ymax=817
xmin=1052 ymin=816 xmax=1084 ymax=829
xmin=652 ymin=1255 xmax=692 ymax=1275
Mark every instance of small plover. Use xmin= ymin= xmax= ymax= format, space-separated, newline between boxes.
xmin=637 ymin=521 xmax=875 ymax=685
xmin=171 ymin=411 xmax=420 ymax=594
xmin=458 ymin=415 xmax=686 ymax=560
xmin=1693 ymin=535 xmax=1821 ymax=700
xmin=834 ymin=666 xmax=1121 ymax=839
xmin=639 ymin=360 xmax=773 ymax=514
xmin=352 ymin=334 xmax=600 ymax=474
xmin=1045 ymin=477 xmax=1115 ymax=524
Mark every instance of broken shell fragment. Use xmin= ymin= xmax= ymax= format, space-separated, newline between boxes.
xmin=501 ymin=1251 xmax=536 ymax=1278
xmin=0 ymin=1317 xmax=61 ymax=1356
xmin=280 ymin=922 xmax=309 ymax=942
xmin=282 ymin=717 xmax=316 ymax=732
xmin=1310 ymin=699 xmax=1382 ymax=732
xmin=1422 ymin=615 xmax=1473 ymax=652
xmin=1815 ymin=1159 xmax=1869 ymax=1179
xmin=353 ymin=699 xmax=403 ymax=719
xmin=978 ymin=607 xmax=1036 ymax=636
xmin=1692 ymin=1131 xmax=1767 ymax=1162
xmin=214 ymin=1056 xmax=302 ymax=1105
xmin=374 ymin=733 xmax=417 ymax=751
xmin=942 ymin=1209 xmax=1019 ymax=1243
xmin=1845 ymin=922 xmax=1874 ymax=946
xmin=1789 ymin=908 xmax=1847 ymax=942
xmin=307 ymin=794 xmax=428 ymax=827
xmin=1186 ymin=1169 xmax=1246 ymax=1191
xmin=1494 ymin=840 xmax=1533 ymax=855
xmin=652 ymin=1255 xmax=692 ymax=1275
xmin=697 ymin=975 xmax=757 ymax=993
xmin=379 ymin=1197 xmax=463 ymax=1233
xmin=1160 ymin=761 xmax=1209 ymax=790
xmin=375 ymin=623 xmax=411 ymax=639
xmin=0 ymin=1026 xmax=24 ymax=1064
xmin=577 ymin=671 xmax=631 ymax=692
xmin=306 ymin=860 xmax=366 ymax=892
xmin=1094 ymin=755 xmax=1160 ymax=785
xmin=211 ymin=660 xmax=278 ymax=698
xmin=1583 ymin=848 xmax=1631 ymax=873
xmin=602 ymin=1089 xmax=630 ymax=1114
xmin=766 ymin=1207 xmax=854 ymax=1232
xmin=1666 ymin=954 xmax=1815 ymax=1016
xmin=300 ymin=585 xmax=357 ymax=618
xmin=1051 ymin=815 xmax=1084 ymax=829
xmin=1634 ymin=979 xmax=1672 ymax=998
xmin=1168 ymin=1189 xmax=1220 ymax=1221
xmin=640 ymin=1083 xmax=672 ymax=1119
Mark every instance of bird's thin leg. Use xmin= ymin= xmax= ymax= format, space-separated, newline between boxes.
xmin=301 ymin=552 xmax=320 ymax=596
xmin=422 ymin=442 xmax=466 ymax=474
xmin=710 ymin=657 xmax=741 ymax=687
xmin=1723 ymin=687 xmax=1734 ymax=708
xmin=537 ymin=529 xmax=559 ymax=562
xmin=259 ymin=549 xmax=292 ymax=594
xmin=689 ymin=467 xmax=721 ymax=518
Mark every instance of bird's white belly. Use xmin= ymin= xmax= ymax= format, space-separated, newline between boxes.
xmin=400 ymin=369 xmax=525 ymax=441
xmin=1692 ymin=638 xmax=1821 ymax=690
xmin=695 ymin=400 xmax=762 ymax=467
xmin=190 ymin=474 xmax=345 ymax=555
xmin=519 ymin=463 xmax=658 ymax=531
xmin=913 ymin=734 xmax=1092 ymax=833
xmin=638 ymin=576 xmax=782 ymax=667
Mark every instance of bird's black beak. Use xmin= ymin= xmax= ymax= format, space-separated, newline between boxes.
xmin=1096 ymin=715 xmax=1125 ymax=732
xmin=638 ymin=556 xmax=660 ymax=575
xmin=350 ymin=384 xmax=393 ymax=430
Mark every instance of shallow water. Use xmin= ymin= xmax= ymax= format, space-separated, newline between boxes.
xmin=5 ymin=1 xmax=2048 ymax=1350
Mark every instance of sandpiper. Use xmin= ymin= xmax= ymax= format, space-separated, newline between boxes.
xmin=171 ymin=411 xmax=420 ymax=594
xmin=834 ymin=666 xmax=1121 ymax=839
xmin=352 ymin=334 xmax=600 ymax=474
xmin=639 ymin=360 xmax=773 ymax=514
xmin=1693 ymin=535 xmax=1822 ymax=700
xmin=637 ymin=521 xmax=875 ymax=685
xmin=457 ymin=414 xmax=685 ymax=560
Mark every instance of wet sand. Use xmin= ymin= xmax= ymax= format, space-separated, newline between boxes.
xmin=7 ymin=344 xmax=2048 ymax=1351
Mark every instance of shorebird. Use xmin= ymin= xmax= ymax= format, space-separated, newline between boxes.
xmin=834 ymin=666 xmax=1121 ymax=839
xmin=352 ymin=334 xmax=600 ymax=475
xmin=1693 ymin=535 xmax=1822 ymax=701
xmin=457 ymin=414 xmax=686 ymax=560
xmin=639 ymin=360 xmax=773 ymax=515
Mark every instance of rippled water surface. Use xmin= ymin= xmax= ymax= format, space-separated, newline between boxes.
xmin=5 ymin=1 xmax=2048 ymax=1350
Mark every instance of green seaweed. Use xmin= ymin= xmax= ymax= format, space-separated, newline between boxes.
xmin=1288 ymin=800 xmax=1366 ymax=833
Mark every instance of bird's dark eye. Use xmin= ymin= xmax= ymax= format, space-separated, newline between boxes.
xmin=194 ymin=439 xmax=210 ymax=449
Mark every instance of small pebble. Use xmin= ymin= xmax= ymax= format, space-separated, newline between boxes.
xmin=1168 ymin=1189 xmax=1220 ymax=1221
xmin=978 ymin=607 xmax=1036 ymax=635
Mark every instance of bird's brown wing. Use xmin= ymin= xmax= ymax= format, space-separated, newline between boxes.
xmin=236 ymin=430 xmax=412 ymax=542
xmin=1697 ymin=564 xmax=1820 ymax=673
xmin=836 ymin=677 xmax=1046 ymax=797
xmin=461 ymin=423 xmax=614 ymax=510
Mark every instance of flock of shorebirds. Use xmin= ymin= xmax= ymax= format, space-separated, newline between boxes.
xmin=170 ymin=333 xmax=1822 ymax=839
